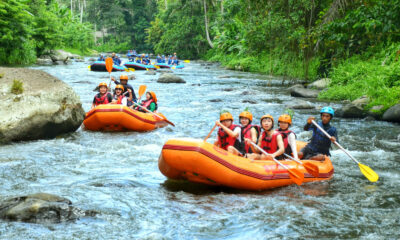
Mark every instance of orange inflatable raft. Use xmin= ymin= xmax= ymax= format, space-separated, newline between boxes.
xmin=159 ymin=138 xmax=334 ymax=191
xmin=83 ymin=105 xmax=168 ymax=131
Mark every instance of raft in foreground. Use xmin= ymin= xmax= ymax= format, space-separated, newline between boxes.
xmin=83 ymin=105 xmax=168 ymax=132
xmin=159 ymin=139 xmax=334 ymax=191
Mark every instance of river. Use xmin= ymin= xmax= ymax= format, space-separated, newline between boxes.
xmin=0 ymin=59 xmax=399 ymax=239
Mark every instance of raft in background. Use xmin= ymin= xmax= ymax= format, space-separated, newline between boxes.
xmin=155 ymin=63 xmax=185 ymax=69
xmin=124 ymin=62 xmax=156 ymax=70
xmin=159 ymin=139 xmax=334 ymax=191
xmin=83 ymin=105 xmax=168 ymax=132
xmin=90 ymin=61 xmax=127 ymax=72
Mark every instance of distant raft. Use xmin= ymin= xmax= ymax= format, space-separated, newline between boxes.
xmin=155 ymin=63 xmax=185 ymax=69
xmin=159 ymin=139 xmax=334 ymax=191
xmin=83 ymin=105 xmax=168 ymax=132
xmin=90 ymin=61 xmax=127 ymax=72
xmin=124 ymin=62 xmax=156 ymax=70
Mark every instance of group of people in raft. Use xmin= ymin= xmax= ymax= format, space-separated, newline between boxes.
xmin=91 ymin=74 xmax=158 ymax=113
xmin=214 ymin=107 xmax=337 ymax=161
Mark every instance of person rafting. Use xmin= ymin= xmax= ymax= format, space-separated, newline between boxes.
xmin=91 ymin=82 xmax=113 ymax=109
xmin=111 ymin=53 xmax=121 ymax=66
xmin=167 ymin=55 xmax=173 ymax=65
xmin=172 ymin=56 xmax=179 ymax=65
xmin=161 ymin=55 xmax=166 ymax=63
xmin=214 ymin=112 xmax=242 ymax=154
xmin=111 ymin=75 xmax=137 ymax=106
xmin=98 ymin=54 xmax=105 ymax=61
xmin=143 ymin=54 xmax=151 ymax=65
xmin=156 ymin=54 xmax=162 ymax=63
xmin=233 ymin=110 xmax=260 ymax=157
xmin=111 ymin=85 xmax=132 ymax=106
xmin=246 ymin=114 xmax=285 ymax=160
xmin=136 ymin=91 xmax=158 ymax=112
xmin=276 ymin=114 xmax=299 ymax=160
xmin=299 ymin=107 xmax=338 ymax=160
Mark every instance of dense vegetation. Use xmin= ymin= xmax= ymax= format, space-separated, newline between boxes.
xmin=0 ymin=0 xmax=93 ymax=64
xmin=1 ymin=0 xmax=399 ymax=113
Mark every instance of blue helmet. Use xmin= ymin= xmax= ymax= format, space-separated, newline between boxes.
xmin=320 ymin=107 xmax=334 ymax=117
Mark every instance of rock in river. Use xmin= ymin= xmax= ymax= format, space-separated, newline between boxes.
xmin=0 ymin=193 xmax=90 ymax=223
xmin=157 ymin=73 xmax=186 ymax=83
xmin=0 ymin=67 xmax=85 ymax=142
xmin=290 ymin=85 xmax=320 ymax=98
xmin=382 ymin=104 xmax=400 ymax=123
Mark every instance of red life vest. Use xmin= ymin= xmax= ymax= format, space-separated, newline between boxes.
xmin=241 ymin=124 xmax=260 ymax=153
xmin=277 ymin=129 xmax=296 ymax=156
xmin=94 ymin=92 xmax=111 ymax=106
xmin=140 ymin=99 xmax=157 ymax=111
xmin=113 ymin=95 xmax=123 ymax=104
xmin=218 ymin=124 xmax=239 ymax=150
xmin=260 ymin=130 xmax=281 ymax=154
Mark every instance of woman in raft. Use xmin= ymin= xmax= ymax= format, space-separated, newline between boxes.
xmin=111 ymin=84 xmax=132 ymax=106
xmin=276 ymin=114 xmax=299 ymax=160
xmin=91 ymin=82 xmax=113 ymax=109
xmin=246 ymin=114 xmax=285 ymax=160
xmin=214 ymin=112 xmax=242 ymax=154
xmin=134 ymin=91 xmax=158 ymax=112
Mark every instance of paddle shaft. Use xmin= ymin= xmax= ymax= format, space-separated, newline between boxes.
xmin=311 ymin=120 xmax=360 ymax=165
xmin=250 ymin=142 xmax=292 ymax=171
xmin=204 ymin=124 xmax=217 ymax=141
xmin=132 ymin=101 xmax=174 ymax=126
xmin=284 ymin=153 xmax=303 ymax=165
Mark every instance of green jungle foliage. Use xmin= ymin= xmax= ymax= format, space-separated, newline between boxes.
xmin=0 ymin=0 xmax=93 ymax=65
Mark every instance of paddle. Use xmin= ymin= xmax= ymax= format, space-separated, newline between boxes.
xmin=137 ymin=85 xmax=147 ymax=102
xmin=311 ymin=120 xmax=379 ymax=182
xmin=132 ymin=101 xmax=175 ymax=127
xmin=204 ymin=124 xmax=217 ymax=141
xmin=105 ymin=57 xmax=113 ymax=88
xmin=183 ymin=60 xmax=190 ymax=63
xmin=283 ymin=153 xmax=319 ymax=178
xmin=249 ymin=141 xmax=304 ymax=185
xmin=88 ymin=65 xmax=91 ymax=71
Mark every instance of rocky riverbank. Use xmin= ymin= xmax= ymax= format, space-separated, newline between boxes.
xmin=0 ymin=67 xmax=85 ymax=143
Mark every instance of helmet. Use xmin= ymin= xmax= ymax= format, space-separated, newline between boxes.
xmin=278 ymin=114 xmax=292 ymax=125
xmin=260 ymin=114 xmax=274 ymax=125
xmin=220 ymin=112 xmax=233 ymax=122
xmin=239 ymin=111 xmax=253 ymax=122
xmin=98 ymin=82 xmax=107 ymax=88
xmin=149 ymin=91 xmax=157 ymax=103
xmin=145 ymin=54 xmax=148 ymax=57
xmin=120 ymin=75 xmax=128 ymax=81
xmin=115 ymin=84 xmax=124 ymax=91
xmin=320 ymin=107 xmax=334 ymax=117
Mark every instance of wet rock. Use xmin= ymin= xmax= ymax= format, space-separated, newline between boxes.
xmin=336 ymin=104 xmax=366 ymax=118
xmin=368 ymin=105 xmax=384 ymax=119
xmin=0 ymin=193 xmax=89 ymax=223
xmin=241 ymin=91 xmax=251 ymax=95
xmin=88 ymin=58 xmax=96 ymax=62
xmin=287 ymin=84 xmax=305 ymax=91
xmin=290 ymin=86 xmax=320 ymax=98
xmin=223 ymin=88 xmax=234 ymax=92
xmin=157 ymin=69 xmax=173 ymax=73
xmin=242 ymin=99 xmax=257 ymax=104
xmin=286 ymin=99 xmax=314 ymax=109
xmin=204 ymin=66 xmax=211 ymax=69
xmin=352 ymin=95 xmax=369 ymax=107
xmin=0 ymin=67 xmax=85 ymax=142
xmin=307 ymin=78 xmax=331 ymax=90
xmin=145 ymin=70 xmax=156 ymax=75
xmin=36 ymin=56 xmax=53 ymax=65
xmin=74 ymin=59 xmax=85 ymax=62
xmin=191 ymin=84 xmax=201 ymax=86
xmin=218 ymin=75 xmax=231 ymax=79
xmin=382 ymin=104 xmax=400 ymax=123
xmin=128 ymin=75 xmax=136 ymax=80
xmin=157 ymin=73 xmax=185 ymax=83
xmin=209 ymin=99 xmax=222 ymax=102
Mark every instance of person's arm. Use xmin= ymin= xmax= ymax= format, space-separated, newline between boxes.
xmin=233 ymin=127 xmax=241 ymax=142
xmin=271 ymin=134 xmax=285 ymax=159
xmin=250 ymin=128 xmax=258 ymax=143
xmin=107 ymin=93 xmax=113 ymax=104
xmin=215 ymin=120 xmax=239 ymax=138
xmin=127 ymin=89 xmax=133 ymax=102
xmin=149 ymin=102 xmax=156 ymax=112
xmin=304 ymin=116 xmax=316 ymax=131
xmin=287 ymin=133 xmax=299 ymax=160
xmin=121 ymin=97 xmax=127 ymax=106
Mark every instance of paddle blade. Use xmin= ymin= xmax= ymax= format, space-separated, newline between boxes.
xmin=138 ymin=85 xmax=147 ymax=99
xmin=359 ymin=163 xmax=379 ymax=182
xmin=105 ymin=57 xmax=113 ymax=73
xmin=183 ymin=60 xmax=190 ymax=63
xmin=303 ymin=162 xmax=320 ymax=178
xmin=88 ymin=65 xmax=91 ymax=70
xmin=288 ymin=168 xmax=304 ymax=186
xmin=155 ymin=65 xmax=160 ymax=69
xmin=172 ymin=66 xmax=176 ymax=70
xmin=129 ymin=68 xmax=135 ymax=72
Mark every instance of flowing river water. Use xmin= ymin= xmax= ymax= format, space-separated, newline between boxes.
xmin=0 ymin=59 xmax=399 ymax=239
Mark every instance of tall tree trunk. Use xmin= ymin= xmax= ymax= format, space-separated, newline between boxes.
xmin=70 ymin=0 xmax=73 ymax=15
xmin=220 ymin=0 xmax=223 ymax=14
xmin=164 ymin=0 xmax=168 ymax=9
xmin=203 ymin=0 xmax=214 ymax=48
xmin=80 ymin=0 xmax=83 ymax=23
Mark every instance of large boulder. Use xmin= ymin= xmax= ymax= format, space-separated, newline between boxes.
xmin=50 ymin=50 xmax=72 ymax=63
xmin=0 ymin=67 xmax=85 ymax=143
xmin=307 ymin=78 xmax=331 ymax=90
xmin=145 ymin=70 xmax=156 ymax=75
xmin=352 ymin=95 xmax=369 ymax=108
xmin=286 ymin=99 xmax=314 ymax=109
xmin=382 ymin=104 xmax=400 ymax=123
xmin=157 ymin=69 xmax=173 ymax=73
xmin=335 ymin=104 xmax=366 ymax=118
xmin=0 ymin=193 xmax=91 ymax=223
xmin=157 ymin=73 xmax=186 ymax=83
xmin=36 ymin=55 xmax=53 ymax=65
xmin=290 ymin=85 xmax=320 ymax=98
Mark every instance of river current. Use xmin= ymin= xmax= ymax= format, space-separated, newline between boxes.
xmin=0 ymin=59 xmax=399 ymax=239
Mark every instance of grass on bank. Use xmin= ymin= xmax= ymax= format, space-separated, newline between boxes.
xmin=11 ymin=79 xmax=24 ymax=95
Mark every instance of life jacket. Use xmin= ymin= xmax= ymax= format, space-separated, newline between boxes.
xmin=113 ymin=94 xmax=124 ymax=104
xmin=217 ymin=124 xmax=240 ymax=151
xmin=241 ymin=124 xmax=261 ymax=153
xmin=277 ymin=129 xmax=295 ymax=155
xmin=94 ymin=92 xmax=110 ymax=106
xmin=140 ymin=99 xmax=158 ymax=111
xmin=260 ymin=130 xmax=281 ymax=155
xmin=308 ymin=122 xmax=337 ymax=156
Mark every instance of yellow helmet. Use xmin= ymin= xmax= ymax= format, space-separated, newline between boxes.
xmin=278 ymin=114 xmax=292 ymax=125
xmin=120 ymin=75 xmax=128 ymax=80
xmin=98 ymin=82 xmax=107 ymax=88
xmin=115 ymin=84 xmax=124 ymax=91
xmin=260 ymin=114 xmax=274 ymax=125
xmin=220 ymin=112 xmax=233 ymax=121
xmin=239 ymin=111 xmax=253 ymax=122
